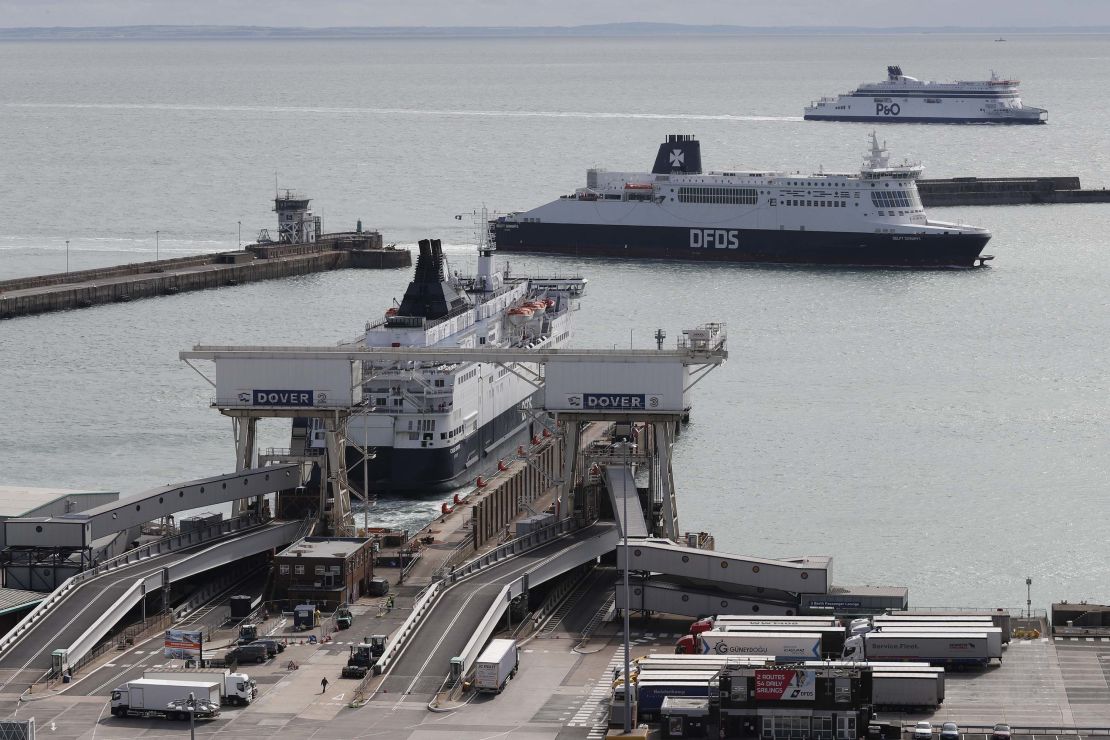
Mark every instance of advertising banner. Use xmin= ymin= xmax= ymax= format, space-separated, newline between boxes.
xmin=754 ymin=669 xmax=816 ymax=701
xmin=164 ymin=629 xmax=203 ymax=659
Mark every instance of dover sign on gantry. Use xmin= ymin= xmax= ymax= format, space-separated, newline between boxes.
xmin=565 ymin=393 xmax=662 ymax=411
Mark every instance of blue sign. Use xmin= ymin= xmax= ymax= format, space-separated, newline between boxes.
xmin=253 ymin=389 xmax=314 ymax=406
xmin=584 ymin=393 xmax=645 ymax=410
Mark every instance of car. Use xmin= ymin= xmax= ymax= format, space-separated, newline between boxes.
xmin=913 ymin=722 xmax=934 ymax=740
xmin=940 ymin=722 xmax=960 ymax=740
xmin=991 ymin=724 xmax=1012 ymax=740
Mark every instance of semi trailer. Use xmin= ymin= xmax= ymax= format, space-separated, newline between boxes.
xmin=678 ymin=631 xmax=822 ymax=661
xmin=110 ymin=679 xmax=221 ymax=720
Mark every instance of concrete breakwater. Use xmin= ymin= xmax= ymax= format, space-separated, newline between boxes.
xmin=0 ymin=243 xmax=410 ymax=320
xmin=918 ymin=176 xmax=1110 ymax=206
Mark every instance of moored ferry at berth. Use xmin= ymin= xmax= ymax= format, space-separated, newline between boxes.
xmin=299 ymin=236 xmax=586 ymax=493
xmin=804 ymin=66 xmax=1047 ymax=124
xmin=491 ymin=133 xmax=993 ymax=268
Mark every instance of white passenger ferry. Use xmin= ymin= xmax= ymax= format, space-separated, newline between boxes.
xmin=300 ymin=237 xmax=586 ymax=493
xmin=805 ymin=66 xmax=1047 ymax=124
xmin=492 ymin=133 xmax=992 ymax=268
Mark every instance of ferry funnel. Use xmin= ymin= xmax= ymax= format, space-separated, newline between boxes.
xmin=652 ymin=134 xmax=702 ymax=175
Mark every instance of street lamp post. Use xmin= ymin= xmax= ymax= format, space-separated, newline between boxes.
xmin=621 ymin=441 xmax=636 ymax=733
xmin=238 ymin=221 xmax=242 ymax=248
xmin=167 ymin=691 xmax=197 ymax=740
xmin=155 ymin=230 xmax=160 ymax=261
xmin=65 ymin=240 xmax=70 ymax=274
xmin=1026 ymin=576 xmax=1033 ymax=619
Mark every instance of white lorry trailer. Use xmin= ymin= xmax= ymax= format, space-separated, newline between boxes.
xmin=110 ymin=678 xmax=221 ymax=719
xmin=682 ymin=631 xmax=822 ymax=660
xmin=872 ymin=627 xmax=1003 ymax=656
xmin=843 ymin=631 xmax=995 ymax=667
xmin=473 ymin=639 xmax=519 ymax=694
xmin=870 ymin=672 xmax=942 ymax=710
xmin=143 ymin=668 xmax=256 ymax=706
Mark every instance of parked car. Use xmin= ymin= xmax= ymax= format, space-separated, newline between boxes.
xmin=226 ymin=643 xmax=268 ymax=665
xmin=991 ymin=724 xmax=1012 ymax=740
xmin=249 ymin=639 xmax=284 ymax=658
xmin=913 ymin=722 xmax=934 ymax=740
xmin=940 ymin=722 xmax=960 ymax=740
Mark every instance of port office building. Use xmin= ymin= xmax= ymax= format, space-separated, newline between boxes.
xmin=712 ymin=665 xmax=873 ymax=740
xmin=273 ymin=537 xmax=375 ymax=609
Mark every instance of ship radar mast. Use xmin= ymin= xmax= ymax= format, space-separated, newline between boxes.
xmin=861 ymin=131 xmax=923 ymax=179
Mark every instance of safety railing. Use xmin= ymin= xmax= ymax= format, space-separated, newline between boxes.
xmin=352 ymin=580 xmax=443 ymax=704
xmin=447 ymin=516 xmax=578 ymax=584
xmin=899 ymin=725 xmax=1110 ymax=736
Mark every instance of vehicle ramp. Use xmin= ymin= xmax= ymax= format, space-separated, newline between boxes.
xmin=0 ymin=518 xmax=306 ymax=690
xmin=379 ymin=522 xmax=618 ymax=701
xmin=616 ymin=538 xmax=830 ymax=595
xmin=603 ymin=465 xmax=648 ymax=538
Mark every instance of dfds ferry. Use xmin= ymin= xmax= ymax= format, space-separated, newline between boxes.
xmin=301 ymin=237 xmax=585 ymax=493
xmin=805 ymin=66 xmax=1047 ymax=124
xmin=492 ymin=133 xmax=992 ymax=268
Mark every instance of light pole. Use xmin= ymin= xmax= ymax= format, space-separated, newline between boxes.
xmin=65 ymin=240 xmax=70 ymax=274
xmin=1026 ymin=576 xmax=1033 ymax=619
xmin=621 ymin=441 xmax=636 ymax=733
xmin=238 ymin=221 xmax=242 ymax=248
xmin=167 ymin=691 xmax=197 ymax=740
xmin=155 ymin=230 xmax=160 ymax=261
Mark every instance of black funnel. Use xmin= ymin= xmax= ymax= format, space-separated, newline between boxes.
xmin=396 ymin=239 xmax=469 ymax=320
xmin=651 ymin=134 xmax=702 ymax=175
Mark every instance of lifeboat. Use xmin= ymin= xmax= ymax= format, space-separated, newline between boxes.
xmin=543 ymin=298 xmax=556 ymax=309
xmin=506 ymin=307 xmax=533 ymax=326
xmin=385 ymin=307 xmax=398 ymax=317
xmin=525 ymin=300 xmax=547 ymax=317
xmin=624 ymin=182 xmax=654 ymax=190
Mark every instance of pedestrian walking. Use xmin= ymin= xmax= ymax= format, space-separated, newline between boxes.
xmin=321 ymin=677 xmax=329 ymax=694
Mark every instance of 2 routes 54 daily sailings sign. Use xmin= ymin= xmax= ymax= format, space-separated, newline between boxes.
xmin=753 ymin=669 xmax=817 ymax=701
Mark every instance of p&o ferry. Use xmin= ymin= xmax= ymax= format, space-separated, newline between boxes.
xmin=300 ymin=236 xmax=586 ymax=493
xmin=492 ymin=133 xmax=992 ymax=268
xmin=804 ymin=66 xmax=1047 ymax=124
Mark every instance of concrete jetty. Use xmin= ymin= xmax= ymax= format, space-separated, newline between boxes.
xmin=0 ymin=236 xmax=410 ymax=320
xmin=918 ymin=176 xmax=1110 ymax=206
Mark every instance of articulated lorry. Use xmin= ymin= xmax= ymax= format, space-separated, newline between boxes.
xmin=110 ymin=678 xmax=221 ymax=720
xmin=677 ymin=631 xmax=822 ymax=661
xmin=473 ymin=639 xmax=519 ymax=694
xmin=143 ymin=669 xmax=256 ymax=706
xmin=868 ymin=627 xmax=1003 ymax=656
xmin=843 ymin=631 xmax=996 ymax=667
xmin=709 ymin=624 xmax=846 ymax=656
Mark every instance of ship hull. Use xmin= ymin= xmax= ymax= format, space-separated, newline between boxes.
xmin=346 ymin=396 xmax=536 ymax=494
xmin=493 ymin=222 xmax=990 ymax=268
xmin=804 ymin=114 xmax=1045 ymax=124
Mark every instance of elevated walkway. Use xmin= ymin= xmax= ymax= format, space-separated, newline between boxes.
xmin=616 ymin=538 xmax=830 ymax=595
xmin=0 ymin=517 xmax=308 ymax=690
xmin=2 ymin=465 xmax=300 ymax=549
xmin=604 ymin=465 xmax=648 ymax=538
xmin=615 ymin=576 xmax=800 ymax=618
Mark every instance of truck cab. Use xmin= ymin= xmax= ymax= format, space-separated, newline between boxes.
xmin=237 ymin=624 xmax=259 ymax=645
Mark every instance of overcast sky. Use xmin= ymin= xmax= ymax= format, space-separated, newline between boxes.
xmin=1 ymin=0 xmax=1109 ymax=28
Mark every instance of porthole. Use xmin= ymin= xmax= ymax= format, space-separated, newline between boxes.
xmin=633 ymin=549 xmax=642 ymax=557
xmin=265 ymin=474 xmax=270 ymax=481
xmin=243 ymin=479 xmax=249 ymax=486
xmin=752 ymin=604 xmax=760 ymax=612
xmin=721 ymin=601 xmax=729 ymax=608
xmin=135 ymin=505 xmax=141 ymax=512
xmin=179 ymin=491 xmax=185 ymax=497
xmin=35 ymin=525 xmax=43 ymax=533
xmin=752 ymin=565 xmax=760 ymax=573
xmin=720 ymin=561 xmax=728 ymax=569
xmin=200 ymin=487 xmax=205 ymax=494
xmin=801 ymin=572 xmax=809 ymax=580
xmin=159 ymin=497 xmax=164 ymax=504
xmin=681 ymin=555 xmax=690 ymax=563
xmin=222 ymin=483 xmax=227 ymax=490
xmin=682 ymin=595 xmax=689 ymax=602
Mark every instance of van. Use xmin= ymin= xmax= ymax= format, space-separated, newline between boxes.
xmin=227 ymin=643 xmax=269 ymax=665
xmin=249 ymin=639 xmax=284 ymax=658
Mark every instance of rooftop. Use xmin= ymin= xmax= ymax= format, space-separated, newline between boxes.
xmin=0 ymin=486 xmax=116 ymax=518
xmin=276 ymin=537 xmax=368 ymax=560
xmin=0 ymin=587 xmax=45 ymax=616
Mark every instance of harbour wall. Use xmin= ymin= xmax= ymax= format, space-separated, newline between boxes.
xmin=918 ymin=176 xmax=1110 ymax=206
xmin=0 ymin=245 xmax=410 ymax=320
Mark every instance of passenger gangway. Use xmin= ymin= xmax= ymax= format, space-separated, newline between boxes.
xmin=616 ymin=576 xmax=801 ymax=618
xmin=616 ymin=538 xmax=830 ymax=595
xmin=0 ymin=517 xmax=308 ymax=690
xmin=604 ymin=465 xmax=648 ymax=538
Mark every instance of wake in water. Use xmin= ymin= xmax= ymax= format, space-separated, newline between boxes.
xmin=6 ymin=101 xmax=801 ymax=123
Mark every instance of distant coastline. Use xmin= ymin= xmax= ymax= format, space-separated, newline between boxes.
xmin=1 ymin=23 xmax=1109 ymax=40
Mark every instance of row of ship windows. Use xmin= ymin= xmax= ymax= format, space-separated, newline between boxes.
xmin=441 ymin=423 xmax=465 ymax=440
xmin=871 ymin=191 xmax=915 ymax=208
xmin=677 ymin=187 xmax=759 ymax=205
xmin=783 ymin=199 xmax=848 ymax=208
xmin=375 ymin=398 xmax=404 ymax=407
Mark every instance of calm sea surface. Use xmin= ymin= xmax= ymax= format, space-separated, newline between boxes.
xmin=2 ymin=35 xmax=1109 ymax=609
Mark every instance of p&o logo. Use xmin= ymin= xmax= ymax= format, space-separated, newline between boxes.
xmin=876 ymin=102 xmax=901 ymax=116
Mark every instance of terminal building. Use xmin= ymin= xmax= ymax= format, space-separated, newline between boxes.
xmin=273 ymin=537 xmax=375 ymax=608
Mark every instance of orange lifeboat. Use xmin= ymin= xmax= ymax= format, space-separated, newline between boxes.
xmin=543 ymin=298 xmax=556 ymax=309
xmin=385 ymin=307 xmax=398 ymax=317
xmin=506 ymin=307 xmax=533 ymax=326
xmin=624 ymin=182 xmax=654 ymax=190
